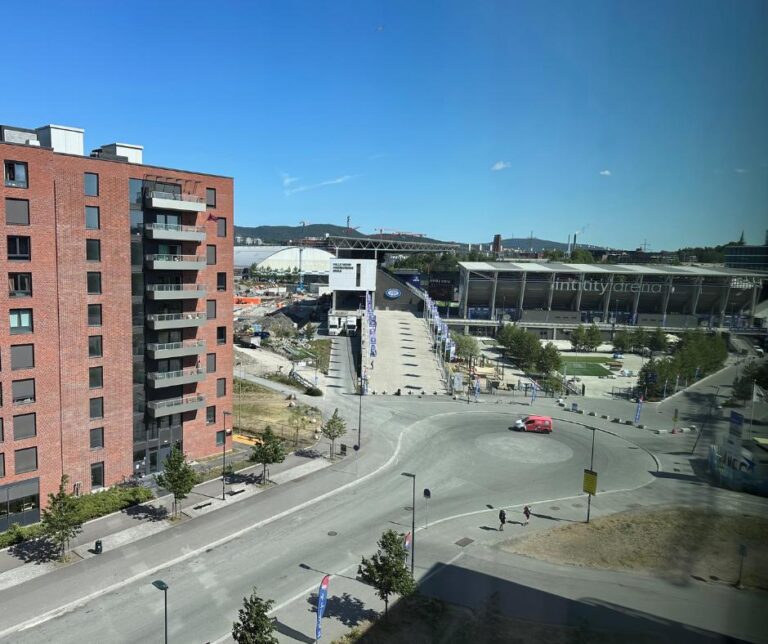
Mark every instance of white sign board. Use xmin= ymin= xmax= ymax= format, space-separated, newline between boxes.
xmin=329 ymin=259 xmax=377 ymax=292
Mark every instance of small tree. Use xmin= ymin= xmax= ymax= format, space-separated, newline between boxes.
xmin=732 ymin=376 xmax=753 ymax=402
xmin=452 ymin=333 xmax=480 ymax=364
xmin=630 ymin=327 xmax=648 ymax=354
xmin=304 ymin=322 xmax=317 ymax=341
xmin=585 ymin=324 xmax=603 ymax=352
xmin=250 ymin=426 xmax=287 ymax=482
xmin=289 ymin=406 xmax=308 ymax=447
xmin=648 ymin=327 xmax=668 ymax=353
xmin=612 ymin=330 xmax=630 ymax=353
xmin=358 ymin=529 xmax=415 ymax=616
xmin=232 ymin=588 xmax=278 ymax=644
xmin=322 ymin=408 xmax=347 ymax=459
xmin=156 ymin=447 xmax=198 ymax=518
xmin=570 ymin=325 xmax=586 ymax=351
xmin=41 ymin=475 xmax=83 ymax=560
xmin=536 ymin=342 xmax=562 ymax=376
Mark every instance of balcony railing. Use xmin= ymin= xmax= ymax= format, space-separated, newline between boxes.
xmin=148 ymin=367 xmax=205 ymax=382
xmin=145 ymin=339 xmax=205 ymax=353
xmin=146 ymin=312 xmax=206 ymax=323
xmin=145 ymin=254 xmax=206 ymax=264
xmin=143 ymin=222 xmax=207 ymax=242
xmin=145 ymin=223 xmax=205 ymax=234
xmin=147 ymin=394 xmax=205 ymax=411
xmin=147 ymin=190 xmax=204 ymax=204
xmin=146 ymin=284 xmax=207 ymax=293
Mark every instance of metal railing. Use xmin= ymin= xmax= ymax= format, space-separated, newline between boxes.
xmin=146 ymin=312 xmax=206 ymax=322
xmin=146 ymin=190 xmax=204 ymax=203
xmin=146 ymin=284 xmax=206 ymax=292
xmin=146 ymin=339 xmax=205 ymax=352
xmin=144 ymin=223 xmax=205 ymax=233
xmin=145 ymin=254 xmax=206 ymax=263
xmin=147 ymin=394 xmax=205 ymax=410
xmin=148 ymin=367 xmax=205 ymax=381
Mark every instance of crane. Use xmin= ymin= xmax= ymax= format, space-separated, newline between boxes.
xmin=345 ymin=215 xmax=360 ymax=235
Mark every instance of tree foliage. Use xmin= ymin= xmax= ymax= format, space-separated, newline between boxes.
xmin=451 ymin=333 xmax=480 ymax=362
xmin=358 ymin=529 xmax=416 ymax=616
xmin=629 ymin=327 xmax=648 ymax=353
xmin=322 ymin=409 xmax=347 ymax=458
xmin=569 ymin=325 xmax=586 ymax=352
xmin=731 ymin=362 xmax=768 ymax=402
xmin=536 ymin=342 xmax=562 ymax=376
xmin=570 ymin=248 xmax=594 ymax=263
xmin=584 ymin=324 xmax=603 ymax=351
xmin=612 ymin=330 xmax=630 ymax=353
xmin=232 ymin=588 xmax=278 ymax=644
xmin=497 ymin=324 xmax=541 ymax=371
xmin=156 ymin=447 xmax=198 ymax=518
xmin=648 ymin=328 xmax=668 ymax=353
xmin=41 ymin=475 xmax=83 ymax=559
xmin=250 ymin=426 xmax=287 ymax=483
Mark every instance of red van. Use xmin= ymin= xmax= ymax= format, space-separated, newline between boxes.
xmin=513 ymin=415 xmax=553 ymax=434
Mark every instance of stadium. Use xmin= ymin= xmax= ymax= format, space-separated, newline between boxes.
xmin=456 ymin=261 xmax=767 ymax=337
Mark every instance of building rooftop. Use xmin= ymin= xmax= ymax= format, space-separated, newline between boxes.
xmin=458 ymin=261 xmax=768 ymax=278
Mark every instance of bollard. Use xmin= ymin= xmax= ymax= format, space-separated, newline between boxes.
xmin=94 ymin=539 xmax=103 ymax=555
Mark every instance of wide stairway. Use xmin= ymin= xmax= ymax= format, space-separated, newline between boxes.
xmin=366 ymin=310 xmax=447 ymax=395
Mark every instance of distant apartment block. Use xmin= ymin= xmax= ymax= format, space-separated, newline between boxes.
xmin=0 ymin=124 xmax=233 ymax=530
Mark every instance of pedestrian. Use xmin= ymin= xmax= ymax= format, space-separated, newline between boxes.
xmin=498 ymin=509 xmax=507 ymax=531
xmin=523 ymin=505 xmax=531 ymax=526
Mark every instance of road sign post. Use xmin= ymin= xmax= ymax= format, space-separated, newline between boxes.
xmin=583 ymin=469 xmax=598 ymax=523
xmin=423 ymin=488 xmax=431 ymax=529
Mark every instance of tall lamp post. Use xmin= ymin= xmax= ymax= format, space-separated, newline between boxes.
xmin=401 ymin=472 xmax=416 ymax=578
xmin=151 ymin=579 xmax=169 ymax=644
xmin=222 ymin=411 xmax=232 ymax=501
xmin=357 ymin=377 xmax=363 ymax=449
xmin=586 ymin=428 xmax=596 ymax=523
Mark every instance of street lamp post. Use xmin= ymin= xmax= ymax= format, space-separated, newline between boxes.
xmin=401 ymin=472 xmax=416 ymax=578
xmin=587 ymin=428 xmax=596 ymax=523
xmin=222 ymin=411 xmax=232 ymax=501
xmin=151 ymin=579 xmax=169 ymax=644
xmin=357 ymin=377 xmax=363 ymax=450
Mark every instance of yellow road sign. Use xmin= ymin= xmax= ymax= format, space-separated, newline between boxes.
xmin=583 ymin=469 xmax=598 ymax=496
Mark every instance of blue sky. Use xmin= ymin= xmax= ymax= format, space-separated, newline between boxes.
xmin=3 ymin=1 xmax=766 ymax=249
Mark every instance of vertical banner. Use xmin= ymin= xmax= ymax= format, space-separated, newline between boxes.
xmin=634 ymin=396 xmax=643 ymax=424
xmin=531 ymin=381 xmax=538 ymax=403
xmin=316 ymin=575 xmax=330 ymax=641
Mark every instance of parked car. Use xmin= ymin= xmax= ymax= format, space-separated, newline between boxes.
xmin=511 ymin=415 xmax=553 ymax=434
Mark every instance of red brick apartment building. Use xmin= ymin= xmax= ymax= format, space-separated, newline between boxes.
xmin=0 ymin=124 xmax=233 ymax=530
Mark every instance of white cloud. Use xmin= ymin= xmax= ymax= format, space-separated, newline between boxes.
xmin=491 ymin=161 xmax=511 ymax=171
xmin=734 ymin=168 xmax=749 ymax=174
xmin=285 ymin=175 xmax=354 ymax=196
xmin=599 ymin=169 xmax=612 ymax=176
xmin=281 ymin=172 xmax=299 ymax=187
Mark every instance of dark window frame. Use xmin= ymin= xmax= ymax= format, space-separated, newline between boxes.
xmin=216 ymin=217 xmax=227 ymax=238
xmin=5 ymin=198 xmax=30 ymax=225
xmin=91 ymin=461 xmax=105 ymax=489
xmin=7 ymin=235 xmax=31 ymax=261
xmin=87 ymin=271 xmax=102 ymax=295
xmin=10 ymin=344 xmax=34 ymax=370
xmin=86 ymin=239 xmax=101 ymax=262
xmin=85 ymin=205 xmax=100 ymax=230
xmin=9 ymin=272 xmax=32 ymax=297
xmin=88 ymin=304 xmax=102 ymax=327
xmin=206 ymin=352 xmax=216 ymax=373
xmin=13 ymin=413 xmax=36 ymax=440
xmin=89 ymin=397 xmax=104 ymax=420
xmin=206 ymin=245 xmax=217 ymax=265
xmin=206 ymin=187 xmax=217 ymax=208
xmin=12 ymin=378 xmax=35 ymax=405
xmin=90 ymin=427 xmax=104 ymax=449
xmin=4 ymin=160 xmax=28 ymax=189
xmin=216 ymin=377 xmax=226 ymax=397
xmin=15 ymin=447 xmax=38 ymax=474
xmin=10 ymin=308 xmax=33 ymax=334
xmin=206 ymin=405 xmax=216 ymax=425
xmin=217 ymin=272 xmax=226 ymax=292
xmin=206 ymin=299 xmax=217 ymax=320
xmin=88 ymin=335 xmax=103 ymax=358
xmin=84 ymin=172 xmax=99 ymax=197
xmin=89 ymin=366 xmax=104 ymax=389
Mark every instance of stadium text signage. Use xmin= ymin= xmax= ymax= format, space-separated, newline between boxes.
xmin=553 ymin=280 xmax=663 ymax=294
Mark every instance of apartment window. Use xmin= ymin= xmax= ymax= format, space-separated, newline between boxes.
xmin=9 ymin=273 xmax=32 ymax=297
xmin=13 ymin=413 xmax=36 ymax=440
xmin=356 ymin=263 xmax=361 ymax=288
xmin=89 ymin=335 xmax=103 ymax=358
xmin=217 ymin=326 xmax=227 ymax=345
xmin=89 ymin=397 xmax=104 ymax=420
xmin=84 ymin=172 xmax=99 ymax=197
xmin=4 ymin=161 xmax=28 ymax=188
xmin=206 ymin=245 xmax=217 ymax=265
xmin=10 ymin=344 xmax=34 ymax=370
xmin=215 ymin=430 xmax=225 ymax=446
xmin=206 ymin=300 xmax=217 ymax=320
xmin=5 ymin=199 xmax=29 ymax=225
xmin=88 ymin=304 xmax=102 ymax=326
xmin=8 ymin=236 xmax=31 ymax=260
xmin=206 ymin=353 xmax=216 ymax=373
xmin=91 ymin=462 xmax=104 ymax=489
xmin=15 ymin=447 xmax=37 ymax=474
xmin=206 ymin=188 xmax=217 ymax=207
xmin=86 ymin=239 xmax=101 ymax=262
xmin=90 ymin=427 xmax=104 ymax=449
xmin=217 ymin=272 xmax=226 ymax=292
xmin=85 ymin=206 xmax=100 ymax=230
xmin=10 ymin=309 xmax=33 ymax=334
xmin=89 ymin=366 xmax=103 ymax=389
xmin=217 ymin=378 xmax=226 ymax=397
xmin=0 ymin=453 xmax=4 ymax=478
xmin=216 ymin=217 xmax=227 ymax=238
xmin=12 ymin=379 xmax=35 ymax=404
xmin=206 ymin=406 xmax=216 ymax=425
xmin=87 ymin=272 xmax=102 ymax=294
xmin=0 ymin=419 xmax=3 ymax=442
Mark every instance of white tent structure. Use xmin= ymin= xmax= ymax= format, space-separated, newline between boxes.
xmin=234 ymin=246 xmax=334 ymax=275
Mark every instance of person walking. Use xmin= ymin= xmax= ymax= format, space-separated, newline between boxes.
xmin=498 ymin=509 xmax=507 ymax=531
xmin=523 ymin=505 xmax=531 ymax=526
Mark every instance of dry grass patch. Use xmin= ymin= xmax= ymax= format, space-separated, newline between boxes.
xmin=502 ymin=506 xmax=768 ymax=589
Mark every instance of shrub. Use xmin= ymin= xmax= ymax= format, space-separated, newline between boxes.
xmin=0 ymin=522 xmax=45 ymax=549
xmin=73 ymin=486 xmax=154 ymax=523
xmin=305 ymin=386 xmax=323 ymax=396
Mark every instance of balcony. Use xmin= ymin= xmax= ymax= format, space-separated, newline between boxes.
xmin=146 ymin=312 xmax=206 ymax=330
xmin=146 ymin=339 xmax=206 ymax=359
xmin=144 ymin=222 xmax=206 ymax=243
xmin=145 ymin=254 xmax=206 ymax=271
xmin=147 ymin=394 xmax=206 ymax=418
xmin=145 ymin=190 xmax=206 ymax=213
xmin=146 ymin=283 xmax=206 ymax=300
xmin=147 ymin=367 xmax=206 ymax=389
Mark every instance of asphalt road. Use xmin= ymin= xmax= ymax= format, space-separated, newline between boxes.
xmin=0 ymin=405 xmax=654 ymax=643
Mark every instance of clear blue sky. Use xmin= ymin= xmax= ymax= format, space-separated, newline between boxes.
xmin=3 ymin=1 xmax=766 ymax=250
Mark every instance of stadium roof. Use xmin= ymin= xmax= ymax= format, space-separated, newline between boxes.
xmin=458 ymin=262 xmax=767 ymax=278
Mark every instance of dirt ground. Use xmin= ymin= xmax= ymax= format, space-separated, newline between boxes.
xmin=232 ymin=378 xmax=322 ymax=447
xmin=501 ymin=506 xmax=768 ymax=590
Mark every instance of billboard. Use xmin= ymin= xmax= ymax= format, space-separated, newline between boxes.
xmin=329 ymin=259 xmax=377 ymax=291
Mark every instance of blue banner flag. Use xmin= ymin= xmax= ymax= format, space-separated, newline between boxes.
xmin=634 ymin=397 xmax=643 ymax=424
xmin=316 ymin=575 xmax=330 ymax=640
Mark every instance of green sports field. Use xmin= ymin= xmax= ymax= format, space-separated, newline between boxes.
xmin=560 ymin=356 xmax=613 ymax=376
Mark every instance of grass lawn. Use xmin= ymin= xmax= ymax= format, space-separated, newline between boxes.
xmin=233 ymin=378 xmax=322 ymax=447
xmin=560 ymin=355 xmax=613 ymax=364
xmin=560 ymin=361 xmax=612 ymax=376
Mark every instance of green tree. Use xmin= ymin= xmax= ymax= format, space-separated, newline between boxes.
xmin=250 ymin=426 xmax=287 ymax=483
xmin=289 ymin=407 xmax=309 ymax=447
xmin=731 ymin=376 xmax=753 ymax=402
xmin=570 ymin=248 xmax=594 ymax=263
xmin=543 ymin=248 xmax=566 ymax=261
xmin=570 ymin=325 xmax=586 ymax=351
xmin=41 ymin=475 xmax=83 ymax=560
xmin=584 ymin=324 xmax=603 ymax=352
xmin=536 ymin=342 xmax=562 ymax=376
xmin=303 ymin=322 xmax=317 ymax=341
xmin=648 ymin=328 xmax=668 ymax=353
xmin=156 ymin=447 xmax=198 ymax=518
xmin=629 ymin=327 xmax=648 ymax=353
xmin=452 ymin=333 xmax=480 ymax=363
xmin=232 ymin=588 xmax=278 ymax=644
xmin=612 ymin=330 xmax=630 ymax=353
xmin=321 ymin=409 xmax=347 ymax=459
xmin=358 ymin=529 xmax=416 ymax=616
xmin=497 ymin=325 xmax=540 ymax=371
